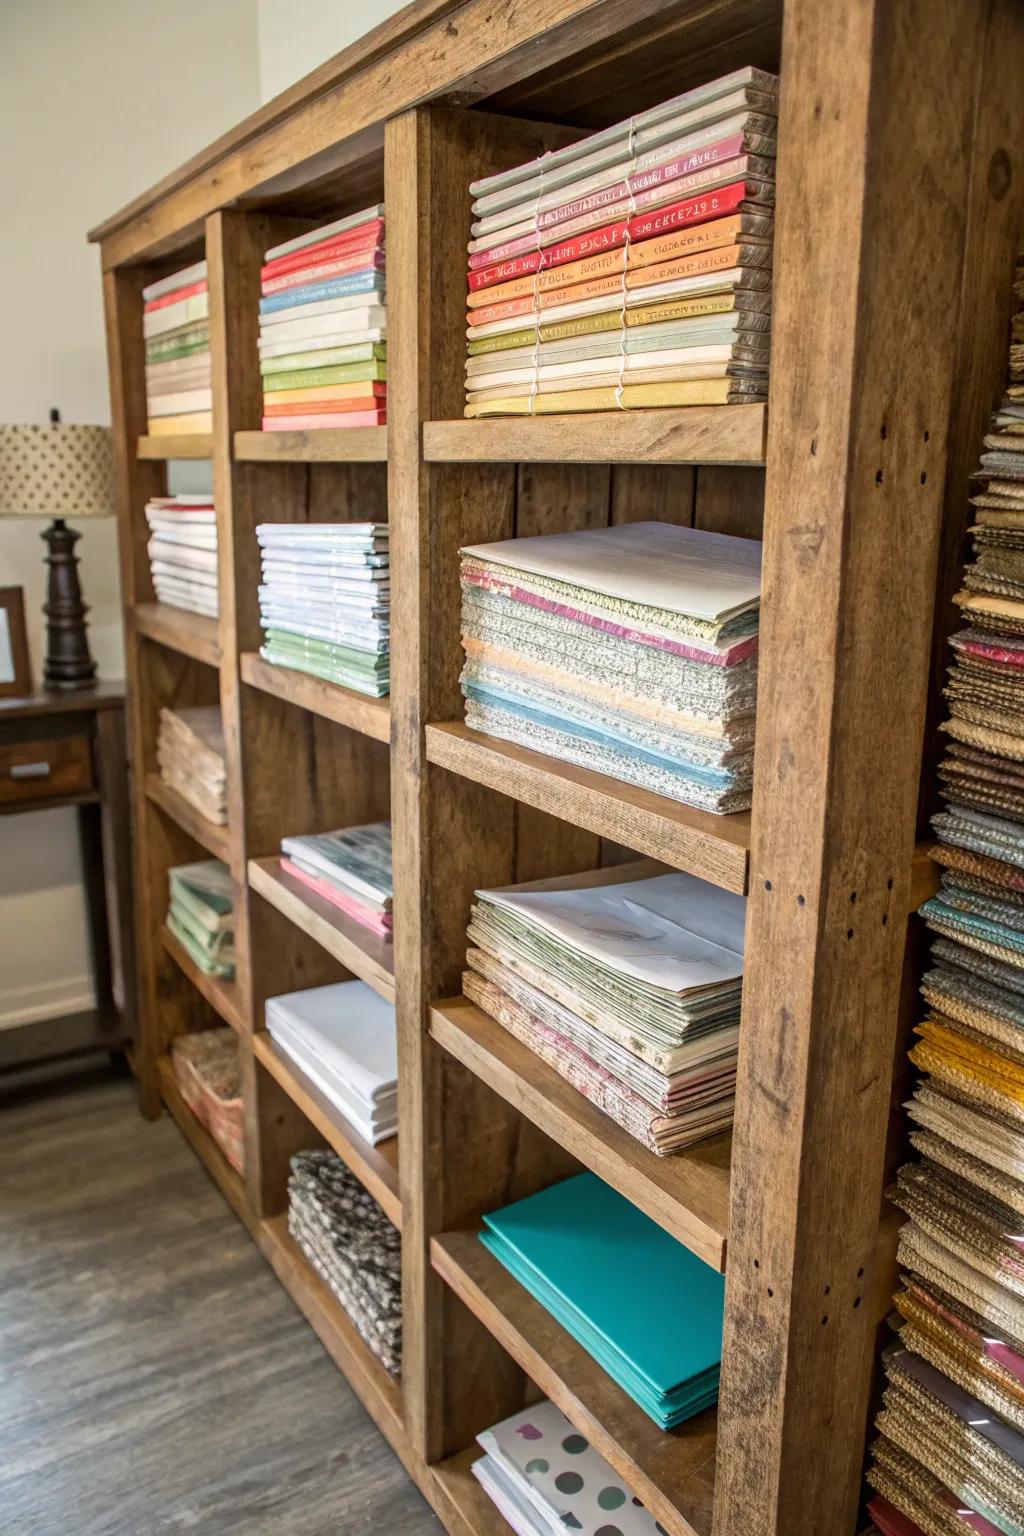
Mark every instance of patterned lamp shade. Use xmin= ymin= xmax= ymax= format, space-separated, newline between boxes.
xmin=0 ymin=422 xmax=115 ymax=519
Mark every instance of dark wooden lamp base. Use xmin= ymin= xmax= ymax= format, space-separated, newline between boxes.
xmin=41 ymin=517 xmax=97 ymax=691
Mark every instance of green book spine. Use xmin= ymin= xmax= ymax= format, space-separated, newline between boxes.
xmin=467 ymin=327 xmax=536 ymax=357
xmin=146 ymin=335 xmax=210 ymax=363
xmin=259 ymin=341 xmax=386 ymax=376
xmin=262 ymin=360 xmax=387 ymax=392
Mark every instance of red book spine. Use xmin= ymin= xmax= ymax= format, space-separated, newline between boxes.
xmin=261 ymin=221 xmax=385 ymax=282
xmin=144 ymin=280 xmax=209 ymax=312
xmin=536 ymin=131 xmax=748 ymax=233
xmin=262 ymin=250 xmax=385 ymax=296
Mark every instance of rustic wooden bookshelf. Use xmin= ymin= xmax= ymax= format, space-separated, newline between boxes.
xmin=91 ymin=1 xmax=1024 ymax=1532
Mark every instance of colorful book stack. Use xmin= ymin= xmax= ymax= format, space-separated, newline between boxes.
xmin=145 ymin=493 xmax=218 ymax=618
xmin=465 ymin=864 xmax=743 ymax=1155
xmin=482 ymin=1173 xmax=724 ymax=1428
xmin=460 ymin=521 xmax=760 ymax=813
xmin=166 ymin=861 xmax=234 ymax=979
xmin=463 ymin=68 xmax=776 ymax=418
xmin=143 ymin=260 xmax=211 ymax=436
xmin=256 ymin=522 xmax=390 ymax=695
xmin=473 ymin=1400 xmax=664 ymax=1536
xmin=279 ymin=822 xmax=392 ymax=938
xmin=157 ymin=705 xmax=227 ymax=825
xmin=171 ymin=1028 xmax=244 ymax=1172
xmin=865 ymin=267 xmax=1024 ymax=1536
xmin=258 ymin=206 xmax=386 ymax=431
xmin=288 ymin=1151 xmax=401 ymax=1374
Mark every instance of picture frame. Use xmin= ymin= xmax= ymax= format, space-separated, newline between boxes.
xmin=0 ymin=586 xmax=31 ymax=699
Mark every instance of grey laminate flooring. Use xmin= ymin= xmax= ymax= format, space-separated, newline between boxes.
xmin=0 ymin=1065 xmax=442 ymax=1536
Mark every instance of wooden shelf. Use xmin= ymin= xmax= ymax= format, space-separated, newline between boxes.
xmin=432 ymin=1230 xmax=716 ymax=1536
xmin=137 ymin=433 xmax=213 ymax=460
xmin=422 ymin=405 xmax=767 ymax=465
xmin=234 ymin=427 xmax=387 ymax=462
xmin=160 ymin=924 xmax=245 ymax=1035
xmin=431 ymin=997 xmax=730 ymax=1270
xmin=239 ymin=652 xmax=391 ymax=744
xmin=144 ymin=772 xmax=231 ymax=861
xmin=134 ymin=601 xmax=220 ymax=667
xmin=249 ymin=856 xmax=395 ymax=1004
xmin=432 ymin=1446 xmax=513 ymax=1536
xmin=252 ymin=1031 xmax=401 ymax=1229
xmin=157 ymin=1054 xmax=253 ymax=1232
xmin=425 ymin=722 xmax=750 ymax=894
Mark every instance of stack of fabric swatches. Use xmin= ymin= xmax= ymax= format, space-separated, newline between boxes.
xmin=171 ymin=1028 xmax=244 ymax=1172
xmin=288 ymin=1151 xmax=401 ymax=1374
xmin=473 ymin=1400 xmax=663 ymax=1536
xmin=463 ymin=67 xmax=776 ymax=417
xmin=143 ymin=260 xmax=211 ymax=436
xmin=482 ymin=1173 xmax=724 ymax=1427
xmin=258 ymin=206 xmax=386 ymax=431
xmin=865 ymin=264 xmax=1024 ymax=1536
xmin=465 ymin=864 xmax=743 ymax=1155
xmin=166 ymin=860 xmax=234 ymax=979
xmin=280 ymin=822 xmax=392 ymax=938
xmin=459 ymin=520 xmax=760 ymax=813
xmin=157 ymin=705 xmax=227 ymax=825
xmin=266 ymin=981 xmax=398 ymax=1146
xmin=256 ymin=522 xmax=390 ymax=695
xmin=145 ymin=493 xmax=218 ymax=618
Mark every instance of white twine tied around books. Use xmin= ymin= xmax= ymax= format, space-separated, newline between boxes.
xmin=614 ymin=116 xmax=641 ymax=411
xmin=525 ymin=149 xmax=554 ymax=416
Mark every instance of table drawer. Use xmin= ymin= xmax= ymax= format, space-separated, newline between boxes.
xmin=0 ymin=734 xmax=94 ymax=805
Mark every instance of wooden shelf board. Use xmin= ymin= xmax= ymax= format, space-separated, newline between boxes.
xmin=431 ymin=997 xmax=729 ymax=1271
xmin=134 ymin=601 xmax=220 ymax=667
xmin=137 ymin=433 xmax=213 ymax=460
xmin=431 ymin=1446 xmax=514 ymax=1536
xmin=157 ymin=1054 xmax=254 ymax=1233
xmin=249 ymin=856 xmax=395 ymax=1004
xmin=144 ymin=772 xmax=232 ymax=861
xmin=425 ymin=722 xmax=750 ymax=894
xmin=239 ymin=652 xmax=391 ymax=744
xmin=234 ymin=427 xmax=387 ymax=462
xmin=422 ymin=405 xmax=767 ymax=465
xmin=160 ymin=924 xmax=246 ymax=1035
xmin=252 ymin=1031 xmax=401 ymax=1230
xmin=432 ymin=1230 xmax=715 ymax=1536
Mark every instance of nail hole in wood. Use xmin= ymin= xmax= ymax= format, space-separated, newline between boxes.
xmin=797 ymin=894 xmax=805 ymax=906
xmin=850 ymin=891 xmax=857 ymax=904
xmin=923 ymin=430 xmax=930 ymax=442
xmin=824 ymin=1285 xmax=831 ymax=1295
xmin=847 ymin=928 xmax=854 ymax=940
xmin=767 ymin=1288 xmax=774 ymax=1298
xmin=764 ymin=879 xmax=772 ymax=891
xmin=854 ymin=1296 xmax=862 ymax=1309
xmin=821 ymin=1315 xmax=828 ymax=1325
xmin=886 ymin=879 xmax=894 ymax=891
xmin=810 ymin=438 xmax=817 ymax=455
xmin=880 ymin=423 xmax=887 ymax=439
xmin=920 ymin=471 xmax=927 ymax=485
xmin=882 ymin=913 xmax=888 ymax=927
xmin=875 ymin=469 xmax=883 ymax=485
xmin=857 ymin=1267 xmax=864 ymax=1278
xmin=753 ymin=1259 xmax=760 ymax=1270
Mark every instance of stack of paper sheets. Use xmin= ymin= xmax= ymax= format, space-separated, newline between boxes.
xmin=289 ymin=1150 xmax=401 ymax=1374
xmin=145 ymin=494 xmax=218 ymax=618
xmin=463 ymin=69 xmax=776 ymax=417
xmin=473 ymin=1400 xmax=664 ymax=1536
xmin=167 ymin=860 xmax=234 ymax=978
xmin=143 ymin=260 xmax=211 ymax=436
xmin=157 ymin=705 xmax=227 ymax=825
xmin=459 ymin=521 xmax=760 ymax=813
xmin=266 ymin=980 xmax=398 ymax=1145
xmin=258 ymin=207 xmax=386 ymax=431
xmin=482 ymin=1173 xmax=724 ymax=1427
xmin=280 ymin=822 xmax=392 ymax=937
xmin=256 ymin=522 xmax=390 ymax=694
xmin=466 ymin=864 xmax=744 ymax=1155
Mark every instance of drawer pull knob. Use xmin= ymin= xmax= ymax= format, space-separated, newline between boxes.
xmin=10 ymin=761 xmax=52 ymax=780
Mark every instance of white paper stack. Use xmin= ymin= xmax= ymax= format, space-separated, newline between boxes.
xmin=266 ymin=980 xmax=398 ymax=1144
xmin=145 ymin=495 xmax=218 ymax=617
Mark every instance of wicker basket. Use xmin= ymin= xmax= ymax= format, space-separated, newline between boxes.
xmin=171 ymin=1028 xmax=244 ymax=1173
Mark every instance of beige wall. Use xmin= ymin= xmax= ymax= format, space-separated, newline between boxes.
xmin=257 ymin=0 xmax=406 ymax=102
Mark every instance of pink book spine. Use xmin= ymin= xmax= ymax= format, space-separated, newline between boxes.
xmin=537 ymin=131 xmax=748 ymax=231
xmin=281 ymin=858 xmax=393 ymax=936
xmin=262 ymin=410 xmax=386 ymax=430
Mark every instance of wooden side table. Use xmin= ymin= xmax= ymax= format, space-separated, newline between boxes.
xmin=0 ymin=681 xmax=134 ymax=1071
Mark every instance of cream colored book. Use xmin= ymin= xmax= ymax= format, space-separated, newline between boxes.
xmin=464 ymin=378 xmax=758 ymax=416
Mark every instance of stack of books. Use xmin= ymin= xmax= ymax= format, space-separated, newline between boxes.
xmin=459 ymin=521 xmax=760 ymax=813
xmin=266 ymin=981 xmax=398 ymax=1146
xmin=256 ymin=522 xmax=390 ymax=695
xmin=465 ymin=864 xmax=743 ymax=1155
xmin=258 ymin=207 xmax=386 ymax=431
xmin=482 ymin=1173 xmax=725 ymax=1427
xmin=280 ymin=823 xmax=393 ymax=937
xmin=166 ymin=861 xmax=234 ymax=979
xmin=171 ymin=1028 xmax=244 ymax=1171
xmin=157 ymin=705 xmax=227 ymax=825
xmin=463 ymin=68 xmax=776 ymax=418
xmin=473 ymin=1400 xmax=664 ymax=1536
xmin=143 ymin=260 xmax=211 ymax=436
xmin=145 ymin=494 xmax=218 ymax=618
xmin=865 ymin=265 xmax=1024 ymax=1536
xmin=288 ymin=1150 xmax=401 ymax=1374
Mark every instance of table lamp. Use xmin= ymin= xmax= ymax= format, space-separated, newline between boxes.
xmin=0 ymin=410 xmax=115 ymax=691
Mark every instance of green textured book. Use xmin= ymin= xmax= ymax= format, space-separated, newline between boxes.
xmin=262 ymin=631 xmax=390 ymax=696
xmin=261 ymin=359 xmax=387 ymax=392
xmin=259 ymin=341 xmax=387 ymax=376
xmin=168 ymin=860 xmax=233 ymax=934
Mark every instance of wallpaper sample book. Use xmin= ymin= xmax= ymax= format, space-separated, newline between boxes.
xmin=256 ymin=522 xmax=390 ymax=695
xmin=145 ymin=494 xmax=218 ymax=618
xmin=462 ymin=68 xmax=777 ymax=417
xmin=481 ymin=1172 xmax=725 ymax=1427
xmin=459 ymin=520 xmax=761 ymax=812
xmin=143 ymin=259 xmax=212 ymax=435
xmin=266 ymin=980 xmax=398 ymax=1144
xmin=472 ymin=1399 xmax=664 ymax=1536
xmin=280 ymin=821 xmax=393 ymax=936
xmin=167 ymin=859 xmax=235 ymax=979
xmin=289 ymin=1150 xmax=401 ymax=1373
xmin=865 ymin=258 xmax=1024 ymax=1536
xmin=466 ymin=862 xmax=744 ymax=1154
xmin=171 ymin=1027 xmax=244 ymax=1172
xmin=258 ymin=207 xmax=386 ymax=430
xmin=156 ymin=705 xmax=227 ymax=825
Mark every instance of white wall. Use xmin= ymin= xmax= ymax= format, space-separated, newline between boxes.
xmin=0 ymin=0 xmax=260 ymax=1027
xmin=257 ymin=0 xmax=407 ymax=102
